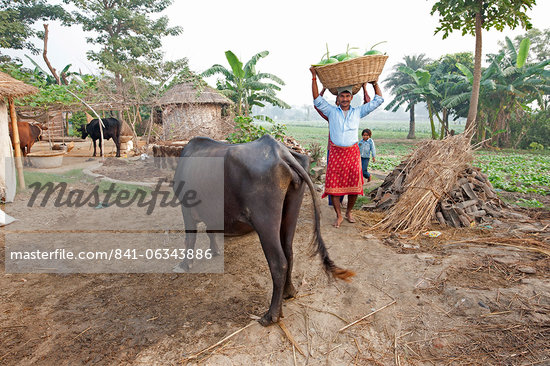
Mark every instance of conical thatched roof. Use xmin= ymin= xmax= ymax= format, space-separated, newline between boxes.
xmin=0 ymin=72 xmax=38 ymax=98
xmin=158 ymin=82 xmax=233 ymax=106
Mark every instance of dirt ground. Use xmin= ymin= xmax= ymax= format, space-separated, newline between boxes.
xmin=1 ymin=143 xmax=549 ymax=365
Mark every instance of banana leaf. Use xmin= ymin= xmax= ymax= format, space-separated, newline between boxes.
xmin=516 ymin=38 xmax=531 ymax=68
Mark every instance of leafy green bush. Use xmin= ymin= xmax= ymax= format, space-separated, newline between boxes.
xmin=68 ymin=111 xmax=87 ymax=137
xmin=226 ymin=115 xmax=287 ymax=144
xmin=306 ymin=142 xmax=323 ymax=163
xmin=510 ymin=109 xmax=550 ymax=150
xmin=529 ymin=142 xmax=544 ymax=150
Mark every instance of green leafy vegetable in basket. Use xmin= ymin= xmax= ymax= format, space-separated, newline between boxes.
xmin=335 ymin=44 xmax=360 ymax=61
xmin=363 ymin=41 xmax=387 ymax=56
xmin=319 ymin=57 xmax=339 ymax=65
xmin=313 ymin=43 xmax=340 ymax=66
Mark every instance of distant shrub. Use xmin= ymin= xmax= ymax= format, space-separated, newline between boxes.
xmin=510 ymin=109 xmax=550 ymax=150
xmin=69 ymin=111 xmax=87 ymax=136
xmin=307 ymin=142 xmax=323 ymax=163
xmin=227 ymin=115 xmax=286 ymax=144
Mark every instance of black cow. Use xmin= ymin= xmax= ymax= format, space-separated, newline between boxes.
xmin=79 ymin=117 xmax=121 ymax=157
xmin=173 ymin=135 xmax=354 ymax=326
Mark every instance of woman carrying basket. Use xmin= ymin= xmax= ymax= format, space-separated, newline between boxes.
xmin=310 ymin=66 xmax=383 ymax=228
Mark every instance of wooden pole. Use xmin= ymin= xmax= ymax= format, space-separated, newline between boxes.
xmin=145 ymin=106 xmax=154 ymax=147
xmin=65 ymin=89 xmax=104 ymax=157
xmin=8 ymin=97 xmax=25 ymax=190
xmin=46 ymin=110 xmax=52 ymax=149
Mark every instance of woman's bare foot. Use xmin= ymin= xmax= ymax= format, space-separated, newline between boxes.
xmin=345 ymin=213 xmax=356 ymax=223
xmin=333 ymin=216 xmax=343 ymax=228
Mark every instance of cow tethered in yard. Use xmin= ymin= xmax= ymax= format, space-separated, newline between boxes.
xmin=173 ymin=135 xmax=354 ymax=326
xmin=79 ymin=117 xmax=122 ymax=157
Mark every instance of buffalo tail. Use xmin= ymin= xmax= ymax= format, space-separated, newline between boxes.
xmin=282 ymin=149 xmax=355 ymax=282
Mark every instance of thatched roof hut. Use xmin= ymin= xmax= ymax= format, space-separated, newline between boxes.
xmin=1 ymin=72 xmax=38 ymax=202
xmin=158 ymin=82 xmax=234 ymax=141
xmin=0 ymin=72 xmax=39 ymax=97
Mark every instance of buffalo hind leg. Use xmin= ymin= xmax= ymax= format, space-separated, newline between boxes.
xmin=175 ymin=206 xmax=198 ymax=272
xmin=254 ymin=218 xmax=287 ymax=326
xmin=92 ymin=139 xmax=97 ymax=157
xmin=280 ymin=186 xmax=305 ymax=300
xmin=206 ymin=230 xmax=221 ymax=257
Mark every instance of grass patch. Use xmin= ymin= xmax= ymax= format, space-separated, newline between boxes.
xmin=353 ymin=186 xmax=381 ymax=209
xmin=22 ymin=169 xmax=84 ymax=187
xmin=96 ymin=180 xmax=153 ymax=196
xmin=354 ymin=195 xmax=372 ymax=209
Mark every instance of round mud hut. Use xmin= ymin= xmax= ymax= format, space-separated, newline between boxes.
xmin=157 ymin=82 xmax=234 ymax=141
xmin=0 ymin=72 xmax=38 ymax=202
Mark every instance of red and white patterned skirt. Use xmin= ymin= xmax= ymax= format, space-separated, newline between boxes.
xmin=322 ymin=141 xmax=364 ymax=198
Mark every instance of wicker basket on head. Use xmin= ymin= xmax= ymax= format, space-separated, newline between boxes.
xmin=314 ymin=54 xmax=388 ymax=95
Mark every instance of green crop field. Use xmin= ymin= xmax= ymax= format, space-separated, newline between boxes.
xmin=284 ymin=120 xmax=550 ymax=203
xmin=474 ymin=151 xmax=550 ymax=196
xmin=286 ymin=120 xmax=464 ymax=147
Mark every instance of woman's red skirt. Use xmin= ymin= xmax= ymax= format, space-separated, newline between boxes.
xmin=322 ymin=141 xmax=364 ymax=198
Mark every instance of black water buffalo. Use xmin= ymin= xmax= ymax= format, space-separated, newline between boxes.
xmin=79 ymin=117 xmax=121 ymax=157
xmin=173 ymin=135 xmax=354 ymax=326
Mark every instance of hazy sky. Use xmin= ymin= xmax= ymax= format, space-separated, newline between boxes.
xmin=6 ymin=0 xmax=550 ymax=107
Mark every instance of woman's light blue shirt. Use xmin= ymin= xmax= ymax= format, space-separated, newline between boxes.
xmin=313 ymin=94 xmax=383 ymax=147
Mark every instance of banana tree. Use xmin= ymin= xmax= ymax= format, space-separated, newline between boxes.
xmin=202 ymin=50 xmax=289 ymax=116
xmin=444 ymin=37 xmax=550 ymax=146
xmin=485 ymin=39 xmax=549 ymax=146
xmin=385 ymin=66 xmax=442 ymax=139
xmin=427 ymin=53 xmax=473 ymax=137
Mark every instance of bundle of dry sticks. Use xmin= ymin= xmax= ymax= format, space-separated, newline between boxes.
xmin=369 ymin=133 xmax=506 ymax=233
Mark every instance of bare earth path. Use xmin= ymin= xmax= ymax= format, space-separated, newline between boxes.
xmin=1 ymin=165 xmax=549 ymax=365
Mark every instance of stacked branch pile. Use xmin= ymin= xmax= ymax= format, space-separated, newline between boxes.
xmin=435 ymin=166 xmax=506 ymax=227
xmin=151 ymin=136 xmax=306 ymax=169
xmin=370 ymin=133 xmax=506 ymax=232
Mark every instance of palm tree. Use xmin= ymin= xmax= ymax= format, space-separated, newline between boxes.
xmin=384 ymin=54 xmax=431 ymax=139
xmin=385 ymin=66 xmax=443 ymax=140
xmin=202 ymin=50 xmax=290 ymax=116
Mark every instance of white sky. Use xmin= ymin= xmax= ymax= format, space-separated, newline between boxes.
xmin=5 ymin=0 xmax=550 ymax=107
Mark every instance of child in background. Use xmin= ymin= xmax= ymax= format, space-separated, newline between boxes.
xmin=358 ymin=129 xmax=376 ymax=182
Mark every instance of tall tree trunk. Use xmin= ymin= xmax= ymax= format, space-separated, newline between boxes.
xmin=237 ymin=90 xmax=243 ymax=116
xmin=407 ymin=103 xmax=416 ymax=139
xmin=427 ymin=100 xmax=437 ymax=140
xmin=42 ymin=24 xmax=61 ymax=85
xmin=441 ymin=108 xmax=448 ymax=138
xmin=465 ymin=9 xmax=483 ymax=140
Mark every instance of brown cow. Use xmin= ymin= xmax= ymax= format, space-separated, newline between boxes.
xmin=8 ymin=121 xmax=44 ymax=156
